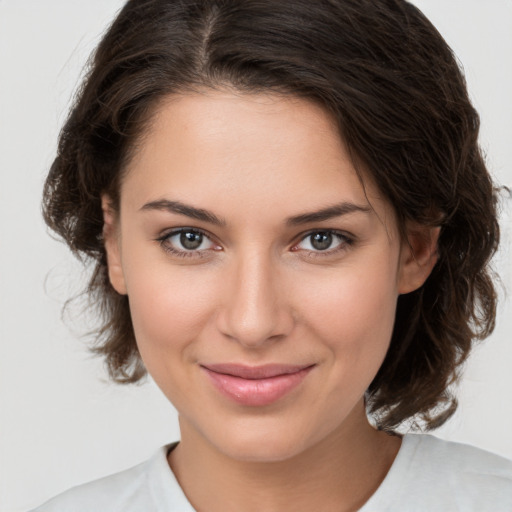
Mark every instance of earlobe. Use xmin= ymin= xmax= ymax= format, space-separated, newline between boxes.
xmin=102 ymin=195 xmax=127 ymax=295
xmin=398 ymin=224 xmax=440 ymax=295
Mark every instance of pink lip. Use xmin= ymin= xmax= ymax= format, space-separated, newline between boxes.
xmin=201 ymin=363 xmax=314 ymax=406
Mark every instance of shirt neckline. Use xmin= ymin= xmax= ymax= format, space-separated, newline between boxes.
xmin=358 ymin=433 xmax=422 ymax=511
xmin=149 ymin=434 xmax=424 ymax=512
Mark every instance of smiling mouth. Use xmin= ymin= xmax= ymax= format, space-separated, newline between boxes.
xmin=200 ymin=363 xmax=315 ymax=406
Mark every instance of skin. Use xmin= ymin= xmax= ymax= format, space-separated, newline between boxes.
xmin=103 ymin=90 xmax=438 ymax=512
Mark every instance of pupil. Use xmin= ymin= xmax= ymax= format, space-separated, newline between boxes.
xmin=180 ymin=231 xmax=203 ymax=250
xmin=311 ymin=232 xmax=332 ymax=251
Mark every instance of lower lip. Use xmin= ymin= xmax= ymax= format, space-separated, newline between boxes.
xmin=202 ymin=366 xmax=313 ymax=407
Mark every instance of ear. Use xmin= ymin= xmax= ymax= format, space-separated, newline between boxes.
xmin=102 ymin=195 xmax=127 ymax=295
xmin=398 ymin=223 xmax=440 ymax=295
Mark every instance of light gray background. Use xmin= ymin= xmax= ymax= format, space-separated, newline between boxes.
xmin=1 ymin=1 xmax=511 ymax=511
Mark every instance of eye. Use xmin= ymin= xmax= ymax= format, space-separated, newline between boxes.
xmin=292 ymin=230 xmax=353 ymax=254
xmin=177 ymin=230 xmax=207 ymax=250
xmin=157 ymin=228 xmax=221 ymax=257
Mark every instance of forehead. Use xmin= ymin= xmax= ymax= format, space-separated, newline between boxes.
xmin=121 ymin=90 xmax=393 ymax=228
xmin=126 ymin=90 xmax=345 ymax=177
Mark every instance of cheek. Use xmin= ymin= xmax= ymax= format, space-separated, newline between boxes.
xmin=122 ymin=256 xmax=219 ymax=366
xmin=295 ymin=259 xmax=399 ymax=366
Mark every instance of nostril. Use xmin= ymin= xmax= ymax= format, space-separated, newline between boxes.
xmin=216 ymin=299 xmax=294 ymax=347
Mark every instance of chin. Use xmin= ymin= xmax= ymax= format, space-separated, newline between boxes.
xmin=202 ymin=417 xmax=330 ymax=464
xmin=219 ymin=437 xmax=306 ymax=463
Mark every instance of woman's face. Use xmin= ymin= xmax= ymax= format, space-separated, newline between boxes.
xmin=104 ymin=91 xmax=434 ymax=462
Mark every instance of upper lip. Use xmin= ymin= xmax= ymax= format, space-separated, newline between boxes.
xmin=201 ymin=363 xmax=314 ymax=380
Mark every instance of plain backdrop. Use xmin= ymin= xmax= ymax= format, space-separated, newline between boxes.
xmin=0 ymin=1 xmax=511 ymax=511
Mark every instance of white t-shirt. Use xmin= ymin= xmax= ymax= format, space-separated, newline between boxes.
xmin=31 ymin=434 xmax=512 ymax=511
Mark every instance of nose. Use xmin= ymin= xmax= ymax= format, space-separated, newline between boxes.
xmin=216 ymin=251 xmax=294 ymax=348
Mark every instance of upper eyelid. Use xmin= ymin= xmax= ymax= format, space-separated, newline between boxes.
xmin=156 ymin=228 xmax=221 ymax=259
xmin=157 ymin=226 xmax=216 ymax=242
xmin=294 ymin=228 xmax=353 ymax=243
xmin=156 ymin=227 xmax=353 ymax=250
xmin=288 ymin=230 xmax=354 ymax=256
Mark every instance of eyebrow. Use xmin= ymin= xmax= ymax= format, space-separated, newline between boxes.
xmin=286 ymin=202 xmax=372 ymax=225
xmin=140 ymin=199 xmax=372 ymax=227
xmin=140 ymin=200 xmax=226 ymax=226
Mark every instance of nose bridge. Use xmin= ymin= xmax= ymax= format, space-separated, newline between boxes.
xmin=219 ymin=247 xmax=292 ymax=347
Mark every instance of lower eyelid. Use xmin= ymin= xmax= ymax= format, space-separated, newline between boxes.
xmin=156 ymin=229 xmax=353 ymax=257
xmin=292 ymin=231 xmax=353 ymax=251
xmin=156 ymin=228 xmax=221 ymax=256
xmin=161 ymin=245 xmax=213 ymax=258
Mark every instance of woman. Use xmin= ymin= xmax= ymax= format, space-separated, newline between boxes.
xmin=31 ymin=0 xmax=512 ymax=510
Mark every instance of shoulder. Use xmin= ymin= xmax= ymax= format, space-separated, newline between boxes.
xmin=407 ymin=434 xmax=512 ymax=479
xmin=30 ymin=455 xmax=154 ymax=512
xmin=29 ymin=443 xmax=193 ymax=512
xmin=30 ymin=460 xmax=148 ymax=512
xmin=362 ymin=434 xmax=512 ymax=512
xmin=401 ymin=434 xmax=512 ymax=510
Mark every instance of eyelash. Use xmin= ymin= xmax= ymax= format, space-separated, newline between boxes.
xmin=156 ymin=228 xmax=354 ymax=259
xmin=156 ymin=228 xmax=220 ymax=259
xmin=291 ymin=230 xmax=354 ymax=258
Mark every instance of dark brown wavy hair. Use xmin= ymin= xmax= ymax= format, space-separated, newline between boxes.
xmin=43 ymin=0 xmax=499 ymax=431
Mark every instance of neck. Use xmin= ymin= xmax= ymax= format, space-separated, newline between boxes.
xmin=168 ymin=403 xmax=401 ymax=512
